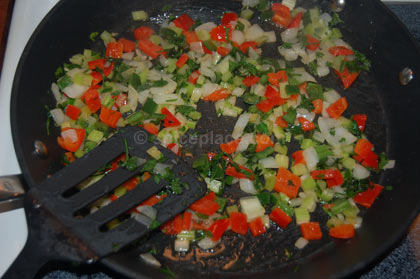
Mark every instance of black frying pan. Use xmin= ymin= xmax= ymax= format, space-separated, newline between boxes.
xmin=5 ymin=0 xmax=420 ymax=278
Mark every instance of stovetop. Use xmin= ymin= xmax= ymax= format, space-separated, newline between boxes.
xmin=0 ymin=0 xmax=419 ymax=278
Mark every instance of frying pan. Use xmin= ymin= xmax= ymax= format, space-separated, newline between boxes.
xmin=4 ymin=0 xmax=420 ymax=278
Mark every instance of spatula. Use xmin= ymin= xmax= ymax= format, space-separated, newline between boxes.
xmin=3 ymin=126 xmax=207 ymax=278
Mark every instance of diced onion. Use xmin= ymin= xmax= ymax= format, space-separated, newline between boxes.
xmin=239 ymin=179 xmax=257 ymax=194
xmin=134 ymin=213 xmax=154 ymax=227
xmin=242 ymin=0 xmax=259 ymax=7
xmin=281 ymin=28 xmax=298 ymax=43
xmin=236 ymin=133 xmax=255 ymax=152
xmin=136 ymin=205 xmax=157 ymax=221
xmin=278 ymin=46 xmax=298 ymax=61
xmin=296 ymin=108 xmax=315 ymax=122
xmin=159 ymin=55 xmax=169 ymax=67
xmin=153 ymin=93 xmax=184 ymax=105
xmin=312 ymin=131 xmax=325 ymax=143
xmin=289 ymin=198 xmax=303 ymax=207
xmin=265 ymin=31 xmax=276 ymax=43
xmin=232 ymin=113 xmax=250 ymax=139
xmin=383 ymin=160 xmax=395 ymax=169
xmin=62 ymin=129 xmax=78 ymax=142
xmin=295 ymin=237 xmax=309 ymax=249
xmin=232 ymin=30 xmax=245 ymax=45
xmin=140 ymin=253 xmax=161 ymax=268
xmin=50 ymin=108 xmax=67 ymax=125
xmin=197 ymin=237 xmax=219 ymax=250
xmin=232 ymin=87 xmax=245 ymax=97
xmin=303 ymin=146 xmax=319 ymax=171
xmin=190 ymin=41 xmax=204 ymax=54
xmin=353 ymin=164 xmax=370 ymax=180
xmin=122 ymin=52 xmax=135 ymax=60
xmin=200 ymin=67 xmax=216 ymax=82
xmin=174 ymin=239 xmax=190 ymax=252
xmin=62 ymin=83 xmax=89 ymax=98
xmin=245 ymin=24 xmax=265 ymax=41
xmin=240 ymin=196 xmax=265 ymax=222
xmin=150 ymin=79 xmax=177 ymax=95
xmin=195 ymin=22 xmax=217 ymax=32
xmin=153 ymin=163 xmax=172 ymax=175
xmin=259 ymin=157 xmax=280 ymax=168
xmin=324 ymin=89 xmax=341 ymax=104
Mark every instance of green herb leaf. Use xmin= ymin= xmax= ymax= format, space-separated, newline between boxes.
xmin=152 ymin=79 xmax=169 ymax=87
xmin=89 ymin=32 xmax=99 ymax=42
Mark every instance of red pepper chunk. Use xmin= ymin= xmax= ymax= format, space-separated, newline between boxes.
xmin=90 ymin=72 xmax=102 ymax=86
xmin=272 ymin=3 xmax=291 ymax=27
xmin=354 ymin=139 xmax=378 ymax=169
xmin=312 ymin=99 xmax=323 ymax=114
xmin=242 ymin=76 xmax=260 ymax=87
xmin=209 ymin=218 xmax=231 ymax=241
xmin=118 ymin=38 xmax=136 ymax=53
xmin=353 ymin=114 xmax=367 ymax=132
xmin=328 ymin=46 xmax=354 ymax=56
xmin=161 ymin=107 xmax=181 ymax=127
xmin=173 ymin=214 xmax=183 ymax=234
xmin=298 ymin=117 xmax=315 ymax=131
xmin=305 ymin=35 xmax=321 ymax=51
xmin=176 ymin=53 xmax=189 ymax=68
xmin=256 ymin=134 xmax=274 ymax=152
xmin=65 ymin=104 xmax=81 ymax=120
xmin=106 ymin=42 xmax=124 ymax=59
xmin=182 ymin=211 xmax=193 ymax=231
xmin=334 ymin=68 xmax=360 ymax=89
xmin=134 ymin=26 xmax=155 ymax=40
xmin=221 ymin=12 xmax=238 ymax=25
xmin=57 ymin=128 xmax=85 ymax=153
xmin=288 ymin=12 xmax=303 ymax=29
xmin=173 ymin=14 xmax=195 ymax=31
xmin=161 ymin=218 xmax=177 ymax=235
xmin=300 ymin=222 xmax=323 ymax=240
xmin=140 ymin=193 xmax=167 ymax=206
xmin=184 ymin=31 xmax=200 ymax=44
xmin=189 ymin=194 xmax=220 ymax=216
xmin=269 ymin=208 xmax=292 ymax=229
xmin=220 ymin=138 xmax=241 ymax=154
xmin=143 ymin=123 xmax=159 ymax=135
xmin=188 ymin=70 xmax=201 ymax=84
xmin=249 ymin=217 xmax=266 ymax=237
xmin=267 ymin=70 xmax=287 ymax=86
xmin=274 ymin=168 xmax=301 ymax=198
xmin=122 ymin=177 xmax=140 ymax=191
xmin=327 ymin=97 xmax=348 ymax=119
xmin=311 ymin=169 xmax=344 ymax=187
xmin=353 ymin=183 xmax=384 ymax=208
xmin=82 ymin=87 xmax=101 ymax=113
xmin=217 ymin=46 xmax=231 ymax=56
xmin=230 ymin=212 xmax=248 ymax=235
xmin=137 ymin=39 xmax=165 ymax=59
xmin=239 ymin=41 xmax=257 ymax=54
xmin=211 ymin=25 xmax=232 ymax=42
xmin=99 ymin=106 xmax=122 ymax=128
xmin=88 ymin=58 xmax=106 ymax=70
xmin=225 ymin=165 xmax=254 ymax=180
xmin=292 ymin=150 xmax=306 ymax=166
xmin=202 ymin=89 xmax=230 ymax=101
xmin=256 ymin=100 xmax=274 ymax=113
xmin=275 ymin=116 xmax=289 ymax=128
xmin=329 ymin=224 xmax=355 ymax=239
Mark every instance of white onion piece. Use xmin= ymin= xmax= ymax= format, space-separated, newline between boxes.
xmin=303 ymin=146 xmax=319 ymax=171
xmin=236 ymin=133 xmax=255 ymax=152
xmin=265 ymin=31 xmax=276 ymax=43
xmin=127 ymin=85 xmax=139 ymax=112
xmin=153 ymin=93 xmax=184 ymax=105
xmin=201 ymin=83 xmax=220 ymax=98
xmin=122 ymin=52 xmax=135 ymax=60
xmin=354 ymin=217 xmax=363 ymax=229
xmin=134 ymin=213 xmax=153 ymax=227
xmin=383 ymin=160 xmax=395 ymax=169
xmin=232 ymin=30 xmax=245 ymax=45
xmin=190 ymin=41 xmax=204 ymax=54
xmin=281 ymin=28 xmax=298 ymax=43
xmin=242 ymin=0 xmax=259 ymax=7
xmin=62 ymin=83 xmax=89 ymax=98
xmin=333 ymin=39 xmax=352 ymax=49
xmin=136 ymin=205 xmax=157 ymax=221
xmin=332 ymin=186 xmax=345 ymax=193
xmin=295 ymin=237 xmax=309 ymax=249
xmin=245 ymin=24 xmax=265 ymax=41
xmin=174 ymin=239 xmax=190 ymax=252
xmin=296 ymin=108 xmax=315 ymax=122
xmin=200 ymin=67 xmax=216 ymax=82
xmin=262 ymin=215 xmax=270 ymax=229
xmin=198 ymin=237 xmax=219 ymax=250
xmin=292 ymin=67 xmax=316 ymax=83
xmin=318 ymin=117 xmax=340 ymax=147
xmin=195 ymin=22 xmax=217 ymax=32
xmin=158 ymin=55 xmax=169 ymax=67
xmin=248 ymin=47 xmax=260 ymax=59
xmin=232 ymin=113 xmax=250 ymax=139
xmin=240 ymin=179 xmax=257 ymax=194
xmin=240 ymin=196 xmax=265 ymax=222
xmin=353 ymin=164 xmax=370 ymax=180
xmin=215 ymin=56 xmax=231 ymax=74
xmin=282 ymin=0 xmax=297 ymax=10
xmin=253 ymin=83 xmax=265 ymax=97
xmin=115 ymin=82 xmax=129 ymax=93
xmin=278 ymin=46 xmax=298 ymax=61
xmin=62 ymin=129 xmax=78 ymax=142
xmin=320 ymin=13 xmax=332 ymax=25
xmin=289 ymin=198 xmax=303 ymax=207
xmin=259 ymin=157 xmax=280 ymax=168
xmin=232 ymin=87 xmax=245 ymax=97
xmin=51 ymin=83 xmax=62 ymax=103
xmin=312 ymin=131 xmax=325 ymax=143
xmin=324 ymin=89 xmax=341 ymax=104
xmin=50 ymin=108 xmax=67 ymax=125
xmin=150 ymin=79 xmax=177 ymax=95
xmin=138 ymin=89 xmax=150 ymax=105
xmin=335 ymin=127 xmax=357 ymax=145
xmin=137 ymin=158 xmax=147 ymax=166
xmin=140 ymin=253 xmax=161 ymax=268
xmin=153 ymin=163 xmax=172 ymax=175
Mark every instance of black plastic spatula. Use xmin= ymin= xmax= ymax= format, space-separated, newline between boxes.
xmin=3 ymin=126 xmax=207 ymax=279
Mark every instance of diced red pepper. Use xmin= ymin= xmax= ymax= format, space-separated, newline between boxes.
xmin=137 ymin=39 xmax=165 ymax=59
xmin=88 ymin=58 xmax=106 ymax=70
xmin=242 ymin=76 xmax=260 ymax=87
xmin=188 ymin=70 xmax=201 ymax=84
xmin=329 ymin=224 xmax=355 ymax=239
xmin=202 ymin=89 xmax=230 ymax=101
xmin=65 ymin=104 xmax=81 ymax=120
xmin=57 ymin=128 xmax=85 ymax=153
xmin=81 ymin=87 xmax=101 ymax=113
xmin=176 ymin=53 xmax=189 ymax=68
xmin=305 ymin=35 xmax=321 ymax=51
xmin=134 ymin=26 xmax=155 ymax=40
xmin=140 ymin=193 xmax=167 ymax=206
xmin=353 ymin=183 xmax=384 ymax=208
xmin=184 ymin=31 xmax=200 ymax=44
xmin=288 ymin=12 xmax=302 ymax=29
xmin=122 ymin=177 xmax=140 ymax=191
xmin=114 ymin=94 xmax=127 ymax=107
xmin=274 ymin=168 xmax=301 ymax=198
xmin=106 ymin=42 xmax=124 ymax=58
xmin=272 ymin=3 xmax=291 ymax=27
xmin=189 ymin=197 xmax=220 ymax=216
xmin=328 ymin=46 xmax=354 ymax=56
xmin=118 ymin=38 xmax=136 ymax=53
xmin=267 ymin=70 xmax=288 ymax=86
xmin=90 ymin=71 xmax=102 ymax=86
xmin=182 ymin=211 xmax=193 ymax=231
xmin=221 ymin=12 xmax=238 ymax=25
xmin=210 ymin=25 xmax=232 ymax=42
xmin=249 ymin=217 xmax=266 ymax=237
xmin=275 ymin=116 xmax=289 ymax=128
xmin=161 ymin=218 xmax=177 ymax=235
xmin=311 ymin=169 xmax=344 ymax=187
xmin=239 ymin=41 xmax=257 ymax=53
xmin=269 ymin=207 xmax=292 ymax=229
xmin=299 ymin=82 xmax=307 ymax=93
xmin=353 ymin=139 xmax=378 ymax=169
xmin=300 ymin=222 xmax=323 ymax=240
xmin=334 ymin=68 xmax=360 ymax=89
xmin=63 ymin=152 xmax=76 ymax=165
xmin=167 ymin=143 xmax=180 ymax=157
xmin=202 ymin=191 xmax=217 ymax=201
xmin=220 ymin=138 xmax=241 ymax=154
xmin=327 ymin=97 xmax=348 ymax=119
xmin=225 ymin=165 xmax=254 ymax=180
xmin=161 ymin=107 xmax=181 ymax=127
xmin=292 ymin=150 xmax=306 ymax=166
xmin=230 ymin=212 xmax=248 ymax=235
xmin=256 ymin=100 xmax=275 ymax=113
xmin=173 ymin=214 xmax=183 ymax=234
xmin=353 ymin=114 xmax=367 ymax=132
xmin=298 ymin=117 xmax=315 ymax=131
xmin=312 ymin=99 xmax=323 ymax=114
xmin=217 ymin=46 xmax=231 ymax=56
xmin=209 ymin=218 xmax=231 ymax=241
xmin=143 ymin=123 xmax=160 ymax=135
xmin=110 ymin=194 xmax=118 ymax=202
xmin=99 ymin=106 xmax=122 ymax=128
xmin=173 ymin=14 xmax=195 ymax=31
xmin=256 ymin=134 xmax=274 ymax=152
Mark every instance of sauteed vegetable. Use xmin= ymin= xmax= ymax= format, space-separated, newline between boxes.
xmin=48 ymin=0 xmax=394 ymax=266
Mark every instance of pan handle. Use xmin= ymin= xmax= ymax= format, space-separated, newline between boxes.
xmin=2 ymin=193 xmax=91 ymax=279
